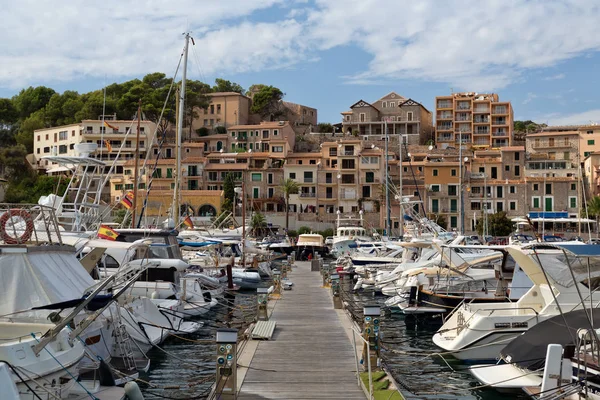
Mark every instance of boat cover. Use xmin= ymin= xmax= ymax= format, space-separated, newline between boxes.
xmin=0 ymin=247 xmax=95 ymax=318
xmin=501 ymin=309 xmax=598 ymax=370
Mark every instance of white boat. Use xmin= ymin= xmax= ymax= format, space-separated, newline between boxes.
xmin=295 ymin=233 xmax=328 ymax=259
xmin=331 ymin=210 xmax=375 ymax=256
xmin=432 ymin=243 xmax=598 ymax=362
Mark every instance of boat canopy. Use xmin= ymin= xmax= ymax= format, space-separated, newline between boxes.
xmin=531 ymin=244 xmax=600 ymax=288
xmin=297 ymin=234 xmax=324 ymax=247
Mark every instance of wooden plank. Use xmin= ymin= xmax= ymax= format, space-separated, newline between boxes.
xmin=238 ymin=261 xmax=365 ymax=399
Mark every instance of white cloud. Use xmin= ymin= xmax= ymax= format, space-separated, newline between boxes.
xmin=544 ymin=109 xmax=600 ymax=126
xmin=523 ymin=92 xmax=538 ymax=105
xmin=1 ymin=0 xmax=600 ymax=92
xmin=544 ymin=73 xmax=566 ymax=80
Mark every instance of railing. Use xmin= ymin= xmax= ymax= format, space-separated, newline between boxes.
xmin=493 ymin=107 xmax=507 ymax=114
xmin=474 ymin=129 xmax=490 ymax=135
xmin=438 ymin=135 xmax=453 ymax=141
xmin=343 ymin=150 xmax=356 ymax=156
xmin=437 ymin=113 xmax=453 ymax=119
xmin=339 ymin=192 xmax=357 ymax=199
xmin=456 ymin=116 xmax=471 ymax=121
xmin=437 ymin=124 xmax=453 ymax=130
xmin=473 ymin=107 xmax=490 ymax=113
xmin=474 ymin=117 xmax=489 ymax=123
xmin=360 ymin=177 xmax=381 ymax=184
xmin=0 ymin=204 xmax=63 ymax=245
xmin=457 ymin=104 xmax=471 ymax=110
xmin=492 ymin=131 xmax=508 ymax=137
xmin=304 ymin=178 xmax=314 ymax=183
xmin=299 ymin=193 xmax=316 ymax=198
xmin=492 ymin=120 xmax=507 ymax=125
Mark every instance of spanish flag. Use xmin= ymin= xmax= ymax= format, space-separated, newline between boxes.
xmin=98 ymin=225 xmax=119 ymax=241
xmin=104 ymin=140 xmax=113 ymax=152
xmin=120 ymin=191 xmax=134 ymax=209
xmin=183 ymin=215 xmax=194 ymax=229
xmin=104 ymin=120 xmax=119 ymax=131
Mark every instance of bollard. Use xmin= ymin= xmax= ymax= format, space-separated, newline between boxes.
xmin=290 ymin=251 xmax=295 ymax=264
xmin=281 ymin=262 xmax=288 ymax=279
xmin=257 ymin=287 xmax=269 ymax=321
xmin=362 ymin=304 xmax=382 ymax=371
xmin=322 ymin=269 xmax=330 ymax=287
xmin=215 ymin=328 xmax=239 ymax=400
xmin=272 ymin=270 xmax=282 ymax=295
xmin=330 ymin=273 xmax=342 ymax=309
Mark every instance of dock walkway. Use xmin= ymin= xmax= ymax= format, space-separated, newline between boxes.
xmin=237 ymin=261 xmax=365 ymax=399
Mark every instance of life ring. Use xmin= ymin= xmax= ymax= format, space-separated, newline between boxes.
xmin=0 ymin=209 xmax=34 ymax=244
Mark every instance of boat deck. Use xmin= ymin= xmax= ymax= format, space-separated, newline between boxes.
xmin=237 ymin=261 xmax=365 ymax=399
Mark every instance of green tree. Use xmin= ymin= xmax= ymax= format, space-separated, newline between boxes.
xmin=298 ymin=226 xmax=311 ymax=235
xmin=212 ymin=78 xmax=244 ymax=94
xmin=279 ymin=178 xmax=299 ymax=231
xmin=428 ymin=213 xmax=447 ymax=230
xmin=113 ymin=208 xmax=132 ymax=227
xmin=214 ymin=125 xmax=227 ymax=134
xmin=249 ymin=85 xmax=284 ymax=119
xmin=184 ymin=80 xmax=211 ymax=139
xmin=586 ymin=196 xmax=600 ymax=228
xmin=317 ymin=122 xmax=334 ymax=133
xmin=196 ymin=127 xmax=209 ymax=137
xmin=16 ymin=109 xmax=46 ymax=152
xmin=476 ymin=211 xmax=514 ymax=237
xmin=12 ymin=86 xmax=56 ymax=119
xmin=222 ymin=173 xmax=236 ymax=213
xmin=0 ymin=98 xmax=18 ymax=126
xmin=250 ymin=212 xmax=268 ymax=238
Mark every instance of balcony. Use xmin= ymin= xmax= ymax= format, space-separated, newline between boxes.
xmin=474 ymin=129 xmax=490 ymax=135
xmin=473 ymin=107 xmax=490 ymax=113
xmin=492 ymin=119 xmax=508 ymax=126
xmin=437 ymin=124 xmax=453 ymax=131
xmin=456 ymin=103 xmax=471 ymax=110
xmin=437 ymin=101 xmax=452 ymax=109
xmin=456 ymin=116 xmax=471 ymax=122
xmin=437 ymin=112 xmax=453 ymax=120
xmin=438 ymin=135 xmax=453 ymax=142
xmin=492 ymin=107 xmax=508 ymax=115
xmin=473 ymin=140 xmax=491 ymax=146
xmin=492 ymin=130 xmax=508 ymax=137
xmin=299 ymin=192 xmax=316 ymax=198
xmin=469 ymin=172 xmax=487 ymax=180
xmin=342 ymin=150 xmax=357 ymax=156
xmin=360 ymin=177 xmax=381 ymax=184
xmin=339 ymin=192 xmax=357 ymax=200
xmin=473 ymin=116 xmax=489 ymax=123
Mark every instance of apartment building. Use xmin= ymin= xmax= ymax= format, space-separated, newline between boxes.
xmin=340 ymin=92 xmax=433 ymax=145
xmin=193 ymin=92 xmax=253 ymax=133
xmin=435 ymin=92 xmax=513 ymax=149
xmin=525 ymin=131 xmax=579 ymax=178
xmin=34 ymin=117 xmax=156 ymax=173
xmin=227 ymin=121 xmax=296 ymax=154
xmin=584 ymin=152 xmax=600 ymax=197
xmin=281 ymin=101 xmax=317 ymax=134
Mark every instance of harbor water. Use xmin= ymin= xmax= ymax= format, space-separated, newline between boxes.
xmin=140 ymin=260 xmax=526 ymax=399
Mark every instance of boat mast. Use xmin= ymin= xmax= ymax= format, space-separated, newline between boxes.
xmin=385 ymin=119 xmax=390 ymax=236
xmin=174 ymin=32 xmax=190 ymax=228
xmin=399 ymin=134 xmax=403 ymax=239
xmin=132 ymin=100 xmax=141 ymax=227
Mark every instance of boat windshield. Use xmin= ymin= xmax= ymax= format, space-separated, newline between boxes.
xmin=535 ymin=252 xmax=600 ymax=288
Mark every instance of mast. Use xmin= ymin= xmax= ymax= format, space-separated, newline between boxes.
xmin=458 ymin=134 xmax=464 ymax=235
xmin=385 ymin=119 xmax=390 ymax=236
xmin=399 ymin=134 xmax=403 ymax=239
xmin=242 ymin=182 xmax=246 ymax=267
xmin=174 ymin=32 xmax=190 ymax=228
xmin=132 ymin=100 xmax=141 ymax=227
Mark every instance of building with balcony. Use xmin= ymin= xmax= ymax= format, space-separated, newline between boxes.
xmin=192 ymin=92 xmax=253 ymax=133
xmin=340 ymin=92 xmax=433 ymax=145
xmin=226 ymin=121 xmax=296 ymax=154
xmin=33 ymin=117 xmax=156 ymax=174
xmin=435 ymin=92 xmax=513 ymax=149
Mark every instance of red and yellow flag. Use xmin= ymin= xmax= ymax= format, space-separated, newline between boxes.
xmin=104 ymin=140 xmax=113 ymax=152
xmin=103 ymin=120 xmax=119 ymax=131
xmin=183 ymin=215 xmax=194 ymax=229
xmin=98 ymin=225 xmax=119 ymax=241
xmin=120 ymin=191 xmax=134 ymax=209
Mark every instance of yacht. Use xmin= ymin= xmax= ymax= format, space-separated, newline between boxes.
xmin=432 ymin=243 xmax=598 ymax=362
xmin=331 ymin=210 xmax=375 ymax=256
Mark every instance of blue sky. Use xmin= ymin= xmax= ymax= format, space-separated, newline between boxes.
xmin=1 ymin=0 xmax=600 ymax=125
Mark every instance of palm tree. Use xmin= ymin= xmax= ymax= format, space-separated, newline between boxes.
xmin=587 ymin=196 xmax=600 ymax=235
xmin=250 ymin=212 xmax=267 ymax=238
xmin=280 ymin=178 xmax=299 ymax=231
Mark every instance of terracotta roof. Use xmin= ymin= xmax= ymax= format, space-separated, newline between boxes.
xmin=34 ymin=123 xmax=81 ymax=132
xmin=228 ymin=122 xmax=290 ymax=130
xmin=500 ymin=146 xmax=525 ymax=151
xmin=288 ymin=152 xmax=321 ymax=158
xmin=182 ymin=157 xmax=206 ymax=163
xmin=196 ymin=134 xmax=228 ymax=140
xmin=527 ymin=131 xmax=579 ymax=137
xmin=183 ymin=142 xmax=206 ymax=147
xmin=204 ymin=163 xmax=248 ymax=170
xmin=360 ymin=150 xmax=383 ymax=156
xmin=124 ymin=158 xmax=175 ymax=166
xmin=208 ymin=92 xmax=250 ymax=98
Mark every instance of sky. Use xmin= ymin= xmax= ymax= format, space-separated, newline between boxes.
xmin=1 ymin=0 xmax=600 ymax=125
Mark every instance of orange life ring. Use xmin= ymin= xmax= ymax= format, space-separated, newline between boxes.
xmin=0 ymin=209 xmax=34 ymax=244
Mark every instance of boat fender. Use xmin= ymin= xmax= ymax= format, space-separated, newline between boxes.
xmin=0 ymin=209 xmax=34 ymax=244
xmin=150 ymin=291 xmax=160 ymax=299
xmin=124 ymin=381 xmax=145 ymax=400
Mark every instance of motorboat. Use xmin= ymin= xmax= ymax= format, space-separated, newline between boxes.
xmin=295 ymin=233 xmax=328 ymax=260
xmin=331 ymin=210 xmax=375 ymax=257
xmin=432 ymin=243 xmax=598 ymax=362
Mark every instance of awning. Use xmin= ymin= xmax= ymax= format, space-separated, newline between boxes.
xmin=553 ymin=243 xmax=600 ymax=257
xmin=511 ymin=217 xmax=528 ymax=223
xmin=529 ymin=217 xmax=596 ymax=223
xmin=46 ymin=165 xmax=72 ymax=174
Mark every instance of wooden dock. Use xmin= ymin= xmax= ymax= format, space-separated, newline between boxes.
xmin=237 ymin=261 xmax=366 ymax=399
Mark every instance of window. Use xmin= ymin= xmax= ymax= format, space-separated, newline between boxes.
xmin=251 ymin=173 xmax=262 ymax=181
xmin=152 ymin=169 xmax=162 ymax=178
xmin=589 ymin=140 xmax=595 ymax=145
xmin=365 ymin=172 xmax=374 ymax=183
xmin=532 ymin=196 xmax=540 ymax=209
xmin=389 ymin=102 xmax=395 ymax=108
xmin=268 ymin=188 xmax=274 ymax=198
xmin=359 ymin=113 xmax=366 ymax=122
xmin=407 ymin=112 xmax=413 ymax=121
xmin=382 ymin=101 xmax=387 ymax=108
xmin=115 ymin=184 xmax=123 ymax=191
xmin=362 ymin=186 xmax=371 ymax=198
xmin=510 ymin=186 xmax=516 ymax=194
xmin=329 ymin=148 xmax=337 ymax=157
xmin=289 ymin=173 xmax=296 ymax=179
xmin=59 ymin=145 xmax=67 ymax=154
xmin=166 ymin=168 xmax=173 ymax=178
xmin=545 ymin=183 xmax=552 ymax=195
xmin=36 ymin=148 xmax=40 ymax=154
xmin=262 ymin=130 xmax=269 ymax=139
xmin=124 ymin=169 xmax=132 ymax=175
xmin=59 ymin=131 xmax=68 ymax=140
xmin=253 ymin=187 xmax=259 ymax=199
xmin=471 ymin=202 xmax=481 ymax=211
xmin=448 ymin=185 xmax=457 ymax=196
xmin=496 ymin=202 xmax=503 ymax=212
xmin=210 ymin=119 xmax=214 ymax=126
xmin=451 ymin=169 xmax=457 ymax=177
xmin=585 ymin=152 xmax=591 ymax=157
xmin=433 ymin=169 xmax=438 ymax=177
xmin=497 ymin=186 xmax=503 ymax=198
xmin=533 ymin=183 xmax=539 ymax=191
xmin=297 ymin=160 xmax=302 ymax=165
xmin=272 ymin=146 xmax=283 ymax=152
xmin=510 ymin=201 xmax=516 ymax=211
xmin=45 ymin=134 xmax=49 ymax=140
xmin=514 ymin=152 xmax=520 ymax=161
xmin=449 ymin=199 xmax=459 ymax=215
xmin=304 ymin=171 xmax=313 ymax=183
xmin=571 ymin=183 xmax=576 ymax=191
xmin=273 ymin=129 xmax=279 ymax=136
xmin=515 ymin=165 xmax=520 ymax=176
xmin=564 ymin=152 xmax=570 ymax=160
xmin=569 ymin=196 xmax=577 ymax=208
xmin=431 ymin=199 xmax=439 ymax=213
xmin=341 ymin=159 xmax=355 ymax=169
xmin=450 ymin=216 xmax=457 ymax=228
xmin=431 ymin=184 xmax=440 ymax=192
xmin=217 ymin=104 xmax=221 ymax=114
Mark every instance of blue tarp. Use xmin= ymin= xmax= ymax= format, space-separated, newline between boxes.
xmin=553 ymin=243 xmax=600 ymax=257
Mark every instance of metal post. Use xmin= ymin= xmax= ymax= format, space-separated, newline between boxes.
xmin=174 ymin=32 xmax=190 ymax=229
xmin=459 ymin=135 xmax=464 ymax=234
xmin=399 ymin=134 xmax=404 ymax=239
xmin=257 ymin=287 xmax=269 ymax=321
xmin=215 ymin=328 xmax=238 ymax=400
xmin=132 ymin=100 xmax=141 ymax=228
